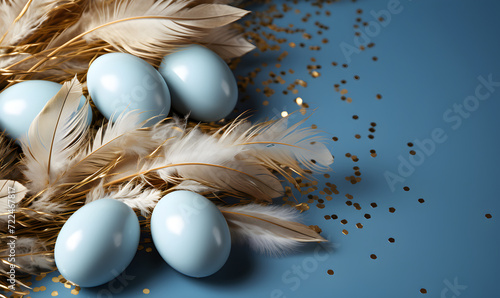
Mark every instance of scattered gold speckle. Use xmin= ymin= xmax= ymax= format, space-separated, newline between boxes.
xmin=34 ymin=287 xmax=39 ymax=292
xmin=420 ymin=288 xmax=427 ymax=294
xmin=341 ymin=219 xmax=348 ymax=224
xmin=281 ymin=111 xmax=288 ymax=117
xmin=342 ymin=229 xmax=349 ymax=235
xmin=418 ymin=198 xmax=425 ymax=203
xmin=295 ymin=97 xmax=303 ymax=105
xmin=40 ymin=286 xmax=47 ymax=291
xmin=309 ymin=225 xmax=322 ymax=233
xmin=143 ymin=288 xmax=150 ymax=294
xmin=486 ymin=214 xmax=492 ymax=219
xmin=52 ymin=277 xmax=59 ymax=283
xmin=370 ymin=254 xmax=377 ymax=259
xmin=389 ymin=207 xmax=396 ymax=213
xmin=388 ymin=238 xmax=395 ymax=243
xmin=311 ymin=71 xmax=320 ymax=78
xmin=146 ymin=247 xmax=153 ymax=253
xmin=356 ymin=223 xmax=363 ymax=229
xmin=327 ymin=269 xmax=334 ymax=275
xmin=71 ymin=289 xmax=79 ymax=295
xmin=52 ymin=291 xmax=58 ymax=296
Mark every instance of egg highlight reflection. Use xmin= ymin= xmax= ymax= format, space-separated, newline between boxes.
xmin=87 ymin=53 xmax=171 ymax=126
xmin=0 ymin=80 xmax=92 ymax=140
xmin=54 ymin=199 xmax=140 ymax=287
xmin=151 ymin=191 xmax=231 ymax=277
xmin=158 ymin=45 xmax=238 ymax=122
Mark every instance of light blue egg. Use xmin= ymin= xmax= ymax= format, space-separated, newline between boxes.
xmin=0 ymin=80 xmax=92 ymax=141
xmin=55 ymin=199 xmax=140 ymax=287
xmin=158 ymin=45 xmax=238 ymax=122
xmin=87 ymin=53 xmax=171 ymax=126
xmin=151 ymin=191 xmax=231 ymax=277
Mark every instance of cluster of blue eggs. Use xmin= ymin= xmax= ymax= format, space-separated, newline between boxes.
xmin=55 ymin=191 xmax=232 ymax=287
xmin=0 ymin=45 xmax=238 ymax=140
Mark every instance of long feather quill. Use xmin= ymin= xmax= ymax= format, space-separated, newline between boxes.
xmin=49 ymin=0 xmax=250 ymax=59
xmin=220 ymin=204 xmax=327 ymax=255
xmin=20 ymin=77 xmax=90 ymax=200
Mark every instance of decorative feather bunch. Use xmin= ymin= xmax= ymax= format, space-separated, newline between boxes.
xmin=0 ymin=0 xmax=254 ymax=88
xmin=0 ymin=0 xmax=334 ymax=296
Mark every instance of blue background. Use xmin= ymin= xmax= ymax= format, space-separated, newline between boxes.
xmin=25 ymin=0 xmax=500 ymax=297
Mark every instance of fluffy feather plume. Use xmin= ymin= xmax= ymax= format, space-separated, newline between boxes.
xmin=220 ymin=204 xmax=327 ymax=255
xmin=0 ymin=237 xmax=54 ymax=274
xmin=20 ymin=77 xmax=90 ymax=204
xmin=86 ymin=182 xmax=162 ymax=217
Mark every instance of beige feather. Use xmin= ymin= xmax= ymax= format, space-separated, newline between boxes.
xmin=0 ymin=0 xmax=66 ymax=49
xmin=0 ymin=180 xmax=27 ymax=217
xmin=49 ymin=0 xmax=250 ymax=59
xmin=86 ymin=182 xmax=162 ymax=217
xmin=202 ymin=25 xmax=255 ymax=59
xmin=20 ymin=77 xmax=90 ymax=197
xmin=220 ymin=204 xmax=327 ymax=255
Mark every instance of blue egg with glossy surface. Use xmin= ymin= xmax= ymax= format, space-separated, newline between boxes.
xmin=0 ymin=80 xmax=92 ymax=141
xmin=158 ymin=45 xmax=238 ymax=122
xmin=87 ymin=53 xmax=171 ymax=126
xmin=55 ymin=199 xmax=140 ymax=287
xmin=151 ymin=191 xmax=231 ymax=277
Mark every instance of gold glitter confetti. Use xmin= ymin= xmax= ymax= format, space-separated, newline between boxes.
xmin=71 ymin=289 xmax=79 ymax=295
xmin=356 ymin=223 xmax=363 ymax=229
xmin=52 ymin=277 xmax=59 ymax=283
xmin=143 ymin=288 xmax=150 ymax=294
xmin=40 ymin=286 xmax=47 ymax=291
xmin=146 ymin=247 xmax=153 ymax=253
xmin=281 ymin=111 xmax=288 ymax=117
xmin=51 ymin=291 xmax=58 ymax=296
xmin=342 ymin=229 xmax=349 ymax=235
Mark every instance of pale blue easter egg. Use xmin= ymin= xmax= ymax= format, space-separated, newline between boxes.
xmin=151 ymin=191 xmax=231 ymax=277
xmin=54 ymin=199 xmax=140 ymax=287
xmin=158 ymin=45 xmax=238 ymax=122
xmin=87 ymin=53 xmax=171 ymax=126
xmin=0 ymin=80 xmax=92 ymax=141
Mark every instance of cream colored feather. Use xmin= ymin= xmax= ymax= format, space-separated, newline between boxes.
xmin=49 ymin=0 xmax=250 ymax=58
xmin=138 ymin=123 xmax=284 ymax=201
xmin=0 ymin=180 xmax=27 ymax=220
xmin=86 ymin=182 xmax=161 ymax=217
xmin=0 ymin=0 xmax=65 ymax=50
xmin=21 ymin=77 xmax=90 ymax=197
xmin=220 ymin=204 xmax=327 ymax=255
xmin=202 ymin=25 xmax=255 ymax=59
